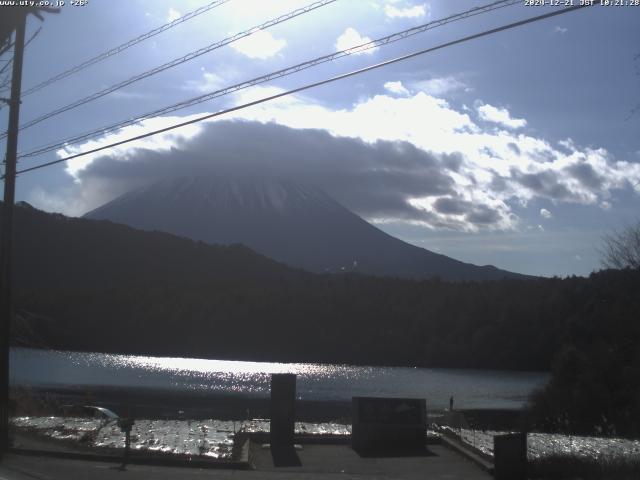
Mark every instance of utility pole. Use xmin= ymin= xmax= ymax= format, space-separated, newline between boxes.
xmin=0 ymin=9 xmax=27 ymax=454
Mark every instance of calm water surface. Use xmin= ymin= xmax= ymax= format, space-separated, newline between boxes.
xmin=10 ymin=348 xmax=549 ymax=410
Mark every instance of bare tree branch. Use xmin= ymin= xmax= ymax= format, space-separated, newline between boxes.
xmin=600 ymin=221 xmax=640 ymax=270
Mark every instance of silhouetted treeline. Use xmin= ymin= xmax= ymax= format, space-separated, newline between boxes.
xmin=528 ymin=268 xmax=640 ymax=437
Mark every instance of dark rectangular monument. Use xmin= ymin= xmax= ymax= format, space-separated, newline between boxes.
xmin=494 ymin=432 xmax=527 ymax=480
xmin=352 ymin=396 xmax=427 ymax=453
xmin=270 ymin=373 xmax=296 ymax=447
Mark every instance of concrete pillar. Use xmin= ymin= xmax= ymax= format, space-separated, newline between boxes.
xmin=270 ymin=373 xmax=296 ymax=446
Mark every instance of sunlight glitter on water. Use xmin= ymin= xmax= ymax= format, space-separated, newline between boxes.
xmin=115 ymin=354 xmax=345 ymax=377
xmin=11 ymin=348 xmax=549 ymax=409
xmin=101 ymin=353 xmax=365 ymax=394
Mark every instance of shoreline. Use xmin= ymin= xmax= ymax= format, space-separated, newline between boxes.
xmin=13 ymin=384 xmax=526 ymax=430
xmin=15 ymin=384 xmax=354 ymax=422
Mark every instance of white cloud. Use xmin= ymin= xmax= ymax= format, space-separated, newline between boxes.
xmin=477 ymin=103 xmax=527 ymax=129
xmin=554 ymin=26 xmax=568 ymax=35
xmin=218 ymin=86 xmax=640 ymax=228
xmin=413 ymin=76 xmax=470 ymax=96
xmin=110 ymin=90 xmax=150 ymax=100
xmin=384 ymin=81 xmax=409 ymax=96
xmin=233 ymin=85 xmax=292 ymax=106
xmin=558 ymin=138 xmax=576 ymax=151
xmin=335 ymin=28 xmax=378 ymax=55
xmin=183 ymin=70 xmax=224 ymax=93
xmin=59 ymin=114 xmax=206 ymax=180
xmin=166 ymin=7 xmax=181 ymax=22
xmin=384 ymin=3 xmax=428 ymax=18
xmin=28 ymin=179 xmax=139 ymax=218
xmin=46 ymin=84 xmax=640 ymax=232
xmin=230 ymin=30 xmax=286 ymax=59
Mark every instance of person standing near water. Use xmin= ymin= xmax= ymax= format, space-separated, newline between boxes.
xmin=449 ymin=396 xmax=454 ymax=411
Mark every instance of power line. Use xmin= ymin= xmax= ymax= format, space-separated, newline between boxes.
xmin=20 ymin=0 xmax=232 ymax=97
xmin=18 ymin=0 xmax=519 ymax=160
xmin=0 ymin=58 xmax=12 ymax=78
xmin=1 ymin=0 xmax=337 ymax=140
xmin=23 ymin=26 xmax=41 ymax=50
xmin=0 ymin=27 xmax=40 ymax=109
xmin=13 ymin=3 xmax=593 ymax=178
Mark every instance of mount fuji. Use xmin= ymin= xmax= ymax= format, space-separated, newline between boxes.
xmin=84 ymin=175 xmax=525 ymax=281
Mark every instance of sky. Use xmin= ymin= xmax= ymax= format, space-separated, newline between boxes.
xmin=0 ymin=0 xmax=639 ymax=277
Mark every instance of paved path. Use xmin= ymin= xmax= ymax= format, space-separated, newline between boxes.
xmin=0 ymin=443 xmax=492 ymax=479
xmin=251 ymin=443 xmax=492 ymax=479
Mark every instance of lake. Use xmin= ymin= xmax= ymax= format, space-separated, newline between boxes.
xmin=10 ymin=347 xmax=549 ymax=410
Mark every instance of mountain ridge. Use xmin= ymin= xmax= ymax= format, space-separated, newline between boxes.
xmin=85 ymin=175 xmax=527 ymax=281
xmin=6 ymin=199 xmax=302 ymax=291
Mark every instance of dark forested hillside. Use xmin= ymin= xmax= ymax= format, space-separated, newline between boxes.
xmin=5 ymin=203 xmax=640 ymax=378
xmin=8 ymin=201 xmax=303 ymax=290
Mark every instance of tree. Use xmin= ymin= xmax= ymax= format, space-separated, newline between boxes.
xmin=601 ymin=221 xmax=640 ymax=270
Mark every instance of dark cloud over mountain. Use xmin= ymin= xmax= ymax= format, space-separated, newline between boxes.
xmin=74 ymin=120 xmax=503 ymax=228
